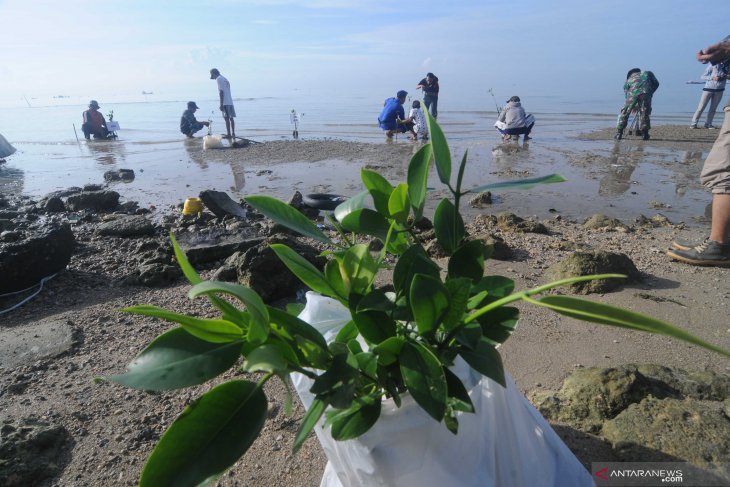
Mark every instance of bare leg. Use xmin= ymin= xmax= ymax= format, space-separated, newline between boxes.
xmin=230 ymin=118 xmax=236 ymax=139
xmin=224 ymin=117 xmax=232 ymax=138
xmin=709 ymin=193 xmax=730 ymax=244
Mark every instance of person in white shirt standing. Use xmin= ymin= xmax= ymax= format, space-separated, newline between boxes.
xmin=210 ymin=68 xmax=236 ymax=139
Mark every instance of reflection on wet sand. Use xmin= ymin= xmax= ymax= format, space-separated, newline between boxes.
xmin=674 ymin=150 xmax=705 ymax=196
xmin=598 ymin=142 xmax=641 ymax=196
xmin=184 ymin=138 xmax=246 ymax=193
xmin=85 ymin=139 xmax=128 ymax=166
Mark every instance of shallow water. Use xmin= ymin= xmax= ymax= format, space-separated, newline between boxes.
xmin=0 ymin=95 xmax=720 ymax=226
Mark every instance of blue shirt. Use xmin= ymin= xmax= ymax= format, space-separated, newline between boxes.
xmin=378 ymin=98 xmax=405 ymax=130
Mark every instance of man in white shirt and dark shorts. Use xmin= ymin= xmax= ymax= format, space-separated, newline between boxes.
xmin=210 ymin=68 xmax=236 ymax=139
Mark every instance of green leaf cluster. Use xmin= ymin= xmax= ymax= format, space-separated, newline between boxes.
xmin=111 ymin=112 xmax=730 ymax=485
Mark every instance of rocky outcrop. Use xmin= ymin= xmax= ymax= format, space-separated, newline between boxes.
xmin=582 ymin=214 xmax=628 ymax=231
xmin=103 ymin=169 xmax=135 ymax=183
xmin=0 ymin=223 xmax=75 ymax=293
xmin=546 ymin=250 xmax=641 ymax=294
xmin=199 ymin=190 xmax=247 ymax=220
xmin=496 ymin=212 xmax=548 ymax=234
xmin=65 ymin=190 xmax=120 ymax=212
xmin=95 ymin=215 xmax=155 ymax=238
xmin=174 ymin=227 xmax=265 ymax=265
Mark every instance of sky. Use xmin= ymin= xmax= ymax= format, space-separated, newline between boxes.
xmin=0 ymin=0 xmax=728 ymax=109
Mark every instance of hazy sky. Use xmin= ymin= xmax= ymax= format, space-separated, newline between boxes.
xmin=1 ymin=0 xmax=728 ymax=107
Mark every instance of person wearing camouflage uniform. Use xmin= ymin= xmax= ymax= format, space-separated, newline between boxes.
xmin=615 ymin=68 xmax=660 ymax=140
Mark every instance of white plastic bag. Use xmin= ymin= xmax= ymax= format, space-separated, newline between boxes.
xmin=203 ymin=134 xmax=223 ymax=150
xmin=292 ymin=292 xmax=594 ymax=487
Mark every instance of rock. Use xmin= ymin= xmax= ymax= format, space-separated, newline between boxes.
xmin=469 ymin=192 xmax=492 ymax=207
xmin=0 ymin=318 xmax=76 ymax=369
xmin=65 ymin=190 xmax=120 ymax=212
xmin=0 ymin=223 xmax=75 ymax=293
xmin=288 ymin=192 xmax=319 ymax=219
xmin=82 ymin=183 xmax=105 ymax=192
xmin=546 ymin=250 xmax=640 ymax=294
xmin=174 ymin=227 xmax=265 ymax=265
xmin=530 ymin=364 xmax=730 ymax=434
xmin=0 ymin=230 xmax=21 ymax=242
xmin=36 ymin=196 xmax=65 ymax=213
xmin=635 ymin=213 xmax=675 ymax=228
xmin=496 ymin=212 xmax=548 ymax=234
xmin=472 ymin=233 xmax=513 ymax=260
xmin=103 ymin=169 xmax=135 ymax=182
xmin=134 ymin=263 xmax=181 ymax=287
xmin=199 ymin=190 xmax=247 ymax=219
xmin=228 ymin=235 xmax=325 ymax=302
xmin=95 ymin=215 xmax=155 ymax=238
xmin=424 ymin=238 xmax=448 ymax=259
xmin=603 ymin=397 xmax=730 ymax=471
xmin=0 ymin=418 xmax=72 ymax=487
xmin=582 ymin=214 xmax=628 ymax=231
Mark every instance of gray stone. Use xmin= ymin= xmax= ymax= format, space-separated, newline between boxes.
xmin=0 ymin=318 xmax=75 ymax=369
xmin=95 ymin=215 xmax=155 ymax=238
xmin=174 ymin=227 xmax=265 ymax=265
xmin=0 ymin=230 xmax=21 ymax=242
xmin=546 ymin=250 xmax=640 ymax=294
xmin=0 ymin=418 xmax=72 ymax=487
xmin=65 ymin=190 xmax=120 ymax=212
xmin=0 ymin=223 xmax=75 ymax=293
xmin=135 ymin=263 xmax=181 ymax=287
xmin=469 ymin=192 xmax=492 ymax=208
xmin=583 ymin=214 xmax=627 ymax=230
xmin=496 ymin=212 xmax=549 ymax=234
xmin=199 ymin=190 xmax=247 ymax=219
xmin=228 ymin=234 xmax=325 ymax=302
xmin=103 ymin=168 xmax=135 ymax=182
xmin=473 ymin=233 xmax=513 ymax=260
xmin=37 ymin=196 xmax=65 ymax=213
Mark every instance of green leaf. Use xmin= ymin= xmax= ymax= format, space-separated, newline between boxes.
xmin=310 ymin=354 xmax=357 ymax=408
xmin=293 ymin=398 xmax=326 ymax=453
xmin=393 ymin=244 xmax=440 ymax=297
xmin=340 ymin=208 xmax=391 ymax=238
xmin=189 ymin=281 xmax=269 ymax=345
xmin=121 ymin=305 xmax=243 ymax=344
xmin=361 ymin=169 xmax=394 ymax=216
xmin=442 ymin=278 xmax=472 ymax=331
xmin=351 ymin=307 xmax=397 ymax=345
xmin=286 ymin=302 xmax=305 ymax=316
xmin=409 ymin=274 xmax=450 ymax=336
xmin=355 ymin=352 xmax=378 ymax=378
xmin=387 ymin=183 xmax=411 ymax=223
xmin=341 ymin=244 xmax=377 ymax=295
xmin=407 ymin=144 xmax=434 ymax=221
xmin=245 ymin=195 xmax=331 ymax=244
xmin=473 ymin=276 xmax=515 ymax=305
xmin=139 ymin=380 xmax=266 ymax=487
xmin=400 ymin=342 xmax=447 ymax=421
xmin=108 ymin=328 xmax=242 ymax=390
xmin=444 ymin=367 xmax=475 ymax=413
xmin=335 ymin=320 xmax=358 ymax=343
xmin=455 ymin=149 xmax=468 ymax=196
xmin=433 ymin=198 xmax=465 ymax=255
xmin=356 ymin=290 xmax=395 ymax=314
xmin=326 ymin=395 xmax=381 ymax=441
xmin=448 ymin=240 xmax=486 ymax=283
xmin=267 ymin=307 xmax=330 ymax=367
xmin=460 ymin=339 xmax=506 ymax=387
xmin=476 ymin=307 xmax=519 ymax=346
xmin=536 ymin=296 xmax=730 ymax=359
xmin=425 ymin=110 xmax=451 ymax=186
xmin=271 ymin=244 xmax=341 ymax=300
xmin=324 ymin=260 xmax=348 ymax=301
xmin=334 ymin=190 xmax=369 ymax=223
xmin=242 ymin=344 xmax=288 ymax=374
xmin=468 ymin=174 xmax=567 ymax=194
xmin=371 ymin=336 xmax=406 ymax=366
xmin=455 ymin=321 xmax=483 ymax=350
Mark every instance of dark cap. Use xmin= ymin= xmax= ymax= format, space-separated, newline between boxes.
xmin=89 ymin=100 xmax=100 ymax=108
xmin=187 ymin=101 xmax=199 ymax=109
xmin=396 ymin=90 xmax=408 ymax=99
xmin=507 ymin=96 xmax=520 ymax=103
xmin=210 ymin=68 xmax=220 ymax=79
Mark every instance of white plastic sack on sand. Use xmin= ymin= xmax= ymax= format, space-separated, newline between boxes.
xmin=292 ymin=292 xmax=594 ymax=487
xmin=203 ymin=134 xmax=222 ymax=149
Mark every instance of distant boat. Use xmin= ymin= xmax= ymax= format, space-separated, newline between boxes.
xmin=141 ymin=91 xmax=154 ymax=95
xmin=686 ymin=80 xmax=703 ymax=84
xmin=53 ymin=95 xmax=70 ymax=99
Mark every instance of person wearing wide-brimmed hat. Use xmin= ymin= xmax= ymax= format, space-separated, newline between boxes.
xmin=81 ymin=100 xmax=112 ymax=140
xmin=180 ymin=101 xmax=210 ymax=138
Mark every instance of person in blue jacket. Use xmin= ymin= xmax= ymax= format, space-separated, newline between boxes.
xmin=378 ymin=90 xmax=409 ymax=138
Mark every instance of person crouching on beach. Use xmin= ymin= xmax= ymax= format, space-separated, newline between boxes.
xmin=494 ymin=96 xmax=535 ymax=142
xmin=615 ymin=68 xmax=659 ymax=140
xmin=82 ymin=100 xmax=112 ymax=140
xmin=400 ymin=100 xmax=429 ymax=140
xmin=378 ymin=90 xmax=409 ymax=138
xmin=180 ymin=101 xmax=209 ymax=138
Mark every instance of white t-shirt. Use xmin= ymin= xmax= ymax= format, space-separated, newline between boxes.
xmin=409 ymin=108 xmax=428 ymax=135
xmin=217 ymin=75 xmax=234 ymax=106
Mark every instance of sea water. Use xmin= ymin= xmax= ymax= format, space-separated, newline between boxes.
xmin=0 ymin=90 xmax=721 ymax=224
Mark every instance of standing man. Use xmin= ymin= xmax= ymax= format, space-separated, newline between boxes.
xmin=416 ymin=72 xmax=440 ymax=118
xmin=614 ymin=68 xmax=659 ymax=140
xmin=180 ymin=101 xmax=209 ymax=138
xmin=667 ymin=35 xmax=730 ymax=266
xmin=378 ymin=90 xmax=409 ymax=138
xmin=210 ymin=68 xmax=236 ymax=139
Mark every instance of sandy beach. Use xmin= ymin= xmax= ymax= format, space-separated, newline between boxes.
xmin=2 ymin=126 xmax=730 ymax=485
